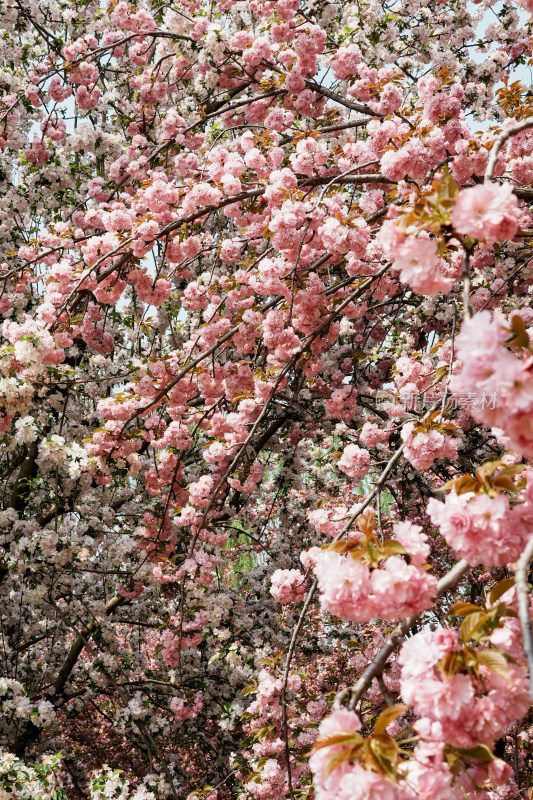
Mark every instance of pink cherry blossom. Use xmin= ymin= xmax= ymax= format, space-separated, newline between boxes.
xmin=451 ymin=183 xmax=520 ymax=243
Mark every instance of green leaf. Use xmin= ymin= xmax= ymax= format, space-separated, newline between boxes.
xmin=455 ymin=743 xmax=496 ymax=763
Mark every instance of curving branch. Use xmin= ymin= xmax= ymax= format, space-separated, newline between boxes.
xmin=9 ymin=440 xmax=39 ymax=514
xmin=485 ymin=118 xmax=533 ymax=182
xmin=334 ymin=558 xmax=471 ymax=711
xmin=53 ymin=594 xmax=125 ymax=696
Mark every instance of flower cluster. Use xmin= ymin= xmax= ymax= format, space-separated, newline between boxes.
xmin=2 ymin=0 xmax=533 ymax=797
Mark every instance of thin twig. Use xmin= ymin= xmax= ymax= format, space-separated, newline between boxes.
xmin=440 ymin=302 xmax=457 ymax=413
xmin=462 ymin=247 xmax=472 ymax=320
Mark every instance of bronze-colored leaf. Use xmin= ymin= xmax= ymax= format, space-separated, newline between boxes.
xmin=326 ymin=541 xmax=362 ymax=555
xmin=492 ymin=475 xmax=520 ymax=493
xmin=366 ymin=735 xmax=400 ymax=780
xmin=323 ymin=747 xmax=358 ymax=778
xmin=498 ymin=463 xmax=526 ymax=477
xmin=381 ymin=540 xmax=408 ymax=556
xmin=356 ymin=508 xmax=375 ymax=536
xmin=438 ymin=651 xmax=462 ymax=677
xmin=443 ymin=747 xmax=461 ymax=776
xmin=460 ymin=611 xmax=489 ymax=643
xmin=476 ymin=460 xmax=501 ymax=483
xmin=440 ymin=474 xmax=479 ymax=495
xmin=449 ymin=602 xmax=482 ymax=617
xmin=489 ymin=577 xmax=515 ymax=605
xmin=507 ymin=314 xmax=530 ymax=349
xmin=374 ymin=704 xmax=408 ymax=735
xmin=476 ymin=649 xmax=511 ymax=683
xmin=312 ymin=731 xmax=363 ymax=753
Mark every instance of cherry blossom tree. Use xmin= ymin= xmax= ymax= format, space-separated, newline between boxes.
xmin=2 ymin=0 xmax=533 ymax=796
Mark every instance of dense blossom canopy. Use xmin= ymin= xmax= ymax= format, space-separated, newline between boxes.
xmin=2 ymin=0 xmax=533 ymax=797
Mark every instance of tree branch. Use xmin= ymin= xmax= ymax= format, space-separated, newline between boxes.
xmin=485 ymin=118 xmax=533 ymax=182
xmin=334 ymin=558 xmax=470 ymax=711
xmin=515 ymin=536 xmax=533 ymax=703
